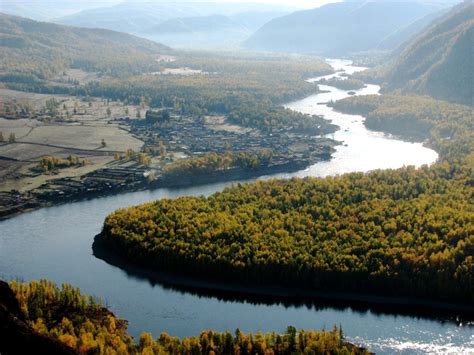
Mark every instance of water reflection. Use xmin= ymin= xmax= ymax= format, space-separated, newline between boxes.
xmin=93 ymin=239 xmax=473 ymax=326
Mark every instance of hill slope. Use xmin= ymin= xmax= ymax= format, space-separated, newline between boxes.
xmin=0 ymin=13 xmax=170 ymax=79
xmin=141 ymin=12 xmax=286 ymax=49
xmin=244 ymin=1 xmax=444 ymax=55
xmin=376 ymin=8 xmax=448 ymax=50
xmin=56 ymin=2 xmax=293 ymax=34
xmin=382 ymin=1 xmax=473 ymax=105
xmin=0 ymin=0 xmax=119 ymax=21
xmin=147 ymin=15 xmax=245 ymax=35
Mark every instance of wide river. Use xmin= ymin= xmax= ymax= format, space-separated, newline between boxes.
xmin=1 ymin=60 xmax=472 ymax=354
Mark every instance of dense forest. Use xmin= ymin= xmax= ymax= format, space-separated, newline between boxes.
xmin=98 ymin=86 xmax=474 ymax=306
xmin=2 ymin=280 xmax=369 ymax=354
xmin=98 ymin=162 xmax=473 ymax=304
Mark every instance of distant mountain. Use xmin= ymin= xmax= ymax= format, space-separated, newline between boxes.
xmin=147 ymin=15 xmax=244 ymax=35
xmin=0 ymin=13 xmax=170 ymax=79
xmin=56 ymin=2 xmax=202 ymax=34
xmin=56 ymin=2 xmax=293 ymax=34
xmin=377 ymin=8 xmax=449 ymax=51
xmin=141 ymin=11 xmax=287 ymax=49
xmin=0 ymin=0 xmax=120 ymax=21
xmin=244 ymin=1 xmax=447 ymax=55
xmin=229 ymin=11 xmax=288 ymax=32
xmin=382 ymin=1 xmax=474 ymax=106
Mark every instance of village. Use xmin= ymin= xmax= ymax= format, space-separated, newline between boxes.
xmin=0 ymin=89 xmax=338 ymax=219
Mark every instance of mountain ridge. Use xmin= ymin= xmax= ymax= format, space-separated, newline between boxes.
xmin=0 ymin=12 xmax=171 ymax=79
xmin=244 ymin=1 xmax=448 ymax=55
xmin=382 ymin=1 xmax=473 ymax=105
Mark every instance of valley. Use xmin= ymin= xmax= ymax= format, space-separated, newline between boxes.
xmin=0 ymin=1 xmax=473 ymax=354
xmin=2 ymin=60 xmax=461 ymax=355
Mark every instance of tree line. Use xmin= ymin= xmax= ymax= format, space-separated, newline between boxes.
xmin=8 ymin=280 xmax=368 ymax=354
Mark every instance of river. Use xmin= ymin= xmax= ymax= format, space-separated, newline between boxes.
xmin=1 ymin=60 xmax=471 ymax=354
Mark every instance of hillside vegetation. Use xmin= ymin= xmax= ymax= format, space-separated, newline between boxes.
xmin=2 ymin=280 xmax=369 ymax=354
xmin=0 ymin=13 xmax=170 ymax=79
xmin=375 ymin=2 xmax=473 ymax=106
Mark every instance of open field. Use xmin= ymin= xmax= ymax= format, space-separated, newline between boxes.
xmin=0 ymin=89 xmax=144 ymax=192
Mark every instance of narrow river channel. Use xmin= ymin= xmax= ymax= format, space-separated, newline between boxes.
xmin=1 ymin=60 xmax=471 ymax=354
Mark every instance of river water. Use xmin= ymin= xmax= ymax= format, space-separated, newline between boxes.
xmin=1 ymin=60 xmax=471 ymax=354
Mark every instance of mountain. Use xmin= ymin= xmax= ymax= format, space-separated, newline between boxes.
xmin=229 ymin=11 xmax=287 ymax=31
xmin=0 ymin=0 xmax=120 ymax=21
xmin=56 ymin=2 xmax=202 ymax=34
xmin=56 ymin=2 xmax=293 ymax=34
xmin=0 ymin=13 xmax=170 ymax=79
xmin=141 ymin=11 xmax=286 ymax=49
xmin=147 ymin=15 xmax=244 ymax=35
xmin=244 ymin=1 xmax=447 ymax=55
xmin=376 ymin=8 xmax=449 ymax=50
xmin=143 ymin=14 xmax=248 ymax=48
xmin=382 ymin=1 xmax=473 ymax=106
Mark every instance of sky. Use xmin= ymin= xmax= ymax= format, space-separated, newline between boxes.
xmin=201 ymin=0 xmax=340 ymax=8
xmin=1 ymin=0 xmax=340 ymax=10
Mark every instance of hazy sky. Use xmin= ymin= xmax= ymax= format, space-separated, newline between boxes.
xmin=189 ymin=0 xmax=340 ymax=8
xmin=1 ymin=0 xmax=340 ymax=10
xmin=180 ymin=0 xmax=339 ymax=9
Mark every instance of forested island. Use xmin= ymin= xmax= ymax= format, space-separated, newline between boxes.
xmin=96 ymin=86 xmax=474 ymax=309
xmin=316 ymin=78 xmax=366 ymax=91
xmin=0 ymin=279 xmax=371 ymax=354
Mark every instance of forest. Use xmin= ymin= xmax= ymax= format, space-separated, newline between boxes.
xmin=98 ymin=90 xmax=474 ymax=305
xmin=4 ymin=280 xmax=369 ymax=354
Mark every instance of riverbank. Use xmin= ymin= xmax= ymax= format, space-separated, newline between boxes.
xmin=0 ymin=148 xmax=335 ymax=221
xmin=328 ymin=94 xmax=473 ymax=156
xmin=93 ymin=231 xmax=474 ymax=318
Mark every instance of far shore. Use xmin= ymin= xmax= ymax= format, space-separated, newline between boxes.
xmin=0 ymin=155 xmax=327 ymax=222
